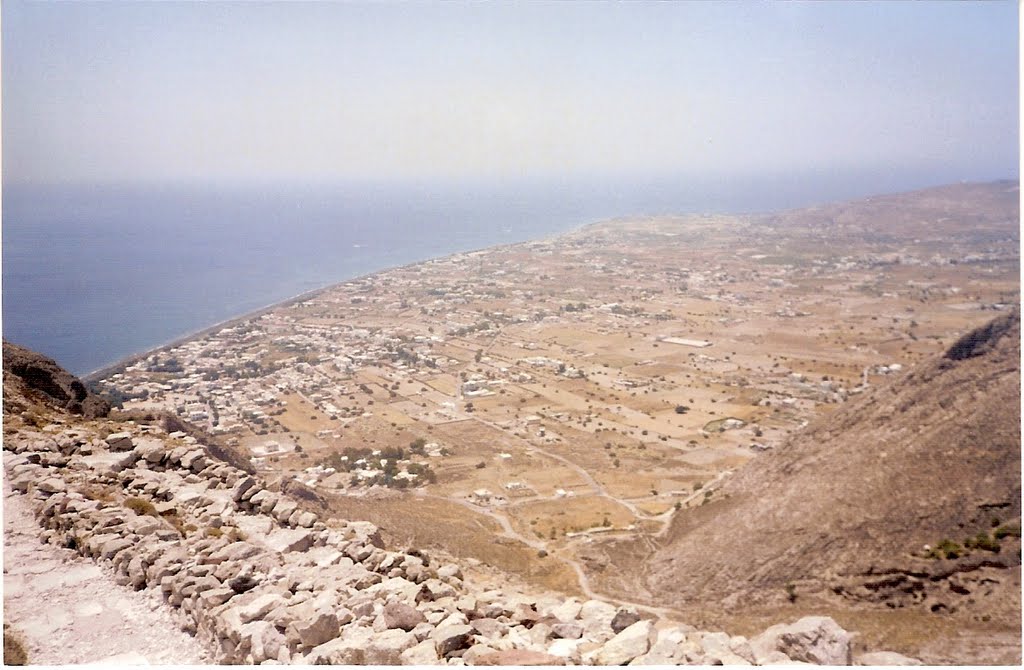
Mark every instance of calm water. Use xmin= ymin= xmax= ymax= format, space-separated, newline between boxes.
xmin=1 ymin=171 xmax=979 ymax=375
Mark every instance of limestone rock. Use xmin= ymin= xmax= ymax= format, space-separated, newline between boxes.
xmin=856 ymin=651 xmax=923 ymax=666
xmin=594 ymin=619 xmax=656 ymax=666
xmin=431 ymin=623 xmax=474 ymax=656
xmin=231 ymin=476 xmax=257 ymax=502
xmin=287 ymin=609 xmax=339 ymax=649
xmin=106 ymin=432 xmax=135 ymax=451
xmin=264 ymin=528 xmax=314 ymax=554
xmin=383 ymin=601 xmax=427 ymax=631
xmin=579 ymin=599 xmax=617 ymax=640
xmin=478 ymin=648 xmax=566 ymax=666
xmin=37 ymin=478 xmax=67 ymax=494
xmin=551 ymin=622 xmax=583 ymax=639
xmin=236 ymin=592 xmax=283 ymax=624
xmin=547 ymin=638 xmax=584 ymax=664
xmin=307 ymin=637 xmax=365 ymax=665
xmin=401 ymin=639 xmax=440 ymax=665
xmin=750 ymin=616 xmax=853 ymax=665
xmin=470 ymin=618 xmax=509 ymax=640
xmin=365 ymin=628 xmax=418 ymax=665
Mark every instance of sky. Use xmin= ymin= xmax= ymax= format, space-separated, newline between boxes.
xmin=2 ymin=0 xmax=1019 ymax=186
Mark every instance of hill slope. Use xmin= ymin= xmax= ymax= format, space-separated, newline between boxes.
xmin=646 ymin=310 xmax=1021 ymax=619
xmin=3 ymin=340 xmax=112 ymax=418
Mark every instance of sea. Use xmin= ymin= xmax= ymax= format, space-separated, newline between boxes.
xmin=1 ymin=169 xmax=985 ymax=377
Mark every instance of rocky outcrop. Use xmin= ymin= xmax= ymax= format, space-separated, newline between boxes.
xmin=3 ymin=340 xmax=110 ymax=418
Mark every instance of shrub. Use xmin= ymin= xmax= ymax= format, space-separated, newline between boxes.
xmin=965 ymin=531 xmax=1001 ymax=553
xmin=124 ymin=497 xmax=158 ymax=517
xmin=4 ymin=624 xmax=28 ymax=665
xmin=927 ymin=539 xmax=964 ymax=560
xmin=81 ymin=485 xmax=115 ymax=503
xmin=994 ymin=524 xmax=1021 ymax=540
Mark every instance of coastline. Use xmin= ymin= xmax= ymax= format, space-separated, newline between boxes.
xmin=79 ymin=178 xmax=1011 ymax=383
xmin=84 ymin=223 xmax=591 ymax=383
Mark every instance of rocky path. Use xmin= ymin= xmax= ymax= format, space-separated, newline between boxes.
xmin=3 ymin=482 xmax=211 ymax=665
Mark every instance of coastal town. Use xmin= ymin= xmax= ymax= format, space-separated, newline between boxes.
xmin=92 ymin=181 xmax=1020 ymax=597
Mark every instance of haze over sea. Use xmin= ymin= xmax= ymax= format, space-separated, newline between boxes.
xmin=1 ymin=168 xmax=995 ymax=377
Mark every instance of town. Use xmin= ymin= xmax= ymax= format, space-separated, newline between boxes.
xmin=93 ymin=182 xmax=1020 ymax=596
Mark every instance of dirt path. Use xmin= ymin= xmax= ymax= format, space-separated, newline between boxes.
xmin=2 ymin=485 xmax=211 ymax=665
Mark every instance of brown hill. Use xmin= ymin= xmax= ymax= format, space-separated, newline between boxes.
xmin=644 ymin=310 xmax=1021 ymax=618
xmin=3 ymin=340 xmax=111 ymax=419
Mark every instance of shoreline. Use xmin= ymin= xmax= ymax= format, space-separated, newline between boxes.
xmin=78 ymin=177 xmax=1013 ymax=383
xmin=84 ymin=223 xmax=591 ymax=383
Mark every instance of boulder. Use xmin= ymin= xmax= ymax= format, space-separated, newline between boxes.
xmin=462 ymin=644 xmax=500 ymax=665
xmin=243 ymin=620 xmax=282 ymax=664
xmin=198 ymin=587 xmax=236 ymax=609
xmin=547 ymin=638 xmax=584 ymax=664
xmin=551 ymin=622 xmax=584 ymax=639
xmin=383 ymin=601 xmax=427 ymax=631
xmin=470 ymin=618 xmax=508 ymax=640
xmin=856 ymin=651 xmax=923 ymax=666
xmin=758 ymin=650 xmax=796 ymax=664
xmin=431 ymin=623 xmax=474 ymax=656
xmin=611 ymin=608 xmax=642 ymax=633
xmin=136 ymin=439 xmax=166 ymax=464
xmin=264 ymin=528 xmax=314 ymax=554
xmin=236 ymin=593 xmax=283 ymax=624
xmin=99 ymin=537 xmax=135 ymax=560
xmin=228 ymin=573 xmax=259 ymax=594
xmin=37 ymin=478 xmax=67 ymax=494
xmin=579 ymin=599 xmax=617 ymax=640
xmin=364 ymin=628 xmax=418 ymax=665
xmin=436 ymin=563 xmax=464 ymax=580
xmin=631 ymin=628 xmax=687 ymax=665
xmin=401 ymin=639 xmax=440 ymax=665
xmin=477 ymin=649 xmax=567 ymax=666
xmin=307 ymin=637 xmax=365 ymax=665
xmin=593 ymin=619 xmax=656 ymax=665
xmin=106 ymin=432 xmax=134 ymax=451
xmin=232 ymin=476 xmax=258 ymax=502
xmin=259 ymin=493 xmax=280 ymax=514
xmin=511 ymin=602 xmax=542 ymax=627
xmin=287 ymin=609 xmax=339 ymax=649
xmin=272 ymin=499 xmax=298 ymax=523
xmin=750 ymin=616 xmax=853 ymax=665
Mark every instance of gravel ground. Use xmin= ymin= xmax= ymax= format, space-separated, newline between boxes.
xmin=3 ymin=484 xmax=211 ymax=665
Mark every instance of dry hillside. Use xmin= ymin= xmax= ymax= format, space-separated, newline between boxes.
xmin=640 ymin=311 xmax=1020 ymax=624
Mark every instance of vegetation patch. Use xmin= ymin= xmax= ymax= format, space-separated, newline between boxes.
xmin=124 ymin=497 xmax=158 ymax=517
xmin=926 ymin=539 xmax=964 ymax=560
xmin=3 ymin=624 xmax=28 ymax=665
xmin=993 ymin=523 xmax=1021 ymax=540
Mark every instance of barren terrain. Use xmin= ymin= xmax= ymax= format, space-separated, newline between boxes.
xmin=84 ymin=181 xmax=1020 ymax=662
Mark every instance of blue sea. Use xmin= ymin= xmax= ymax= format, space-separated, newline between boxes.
xmin=1 ymin=170 xmax=985 ymax=376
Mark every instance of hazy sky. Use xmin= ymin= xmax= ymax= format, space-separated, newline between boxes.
xmin=2 ymin=1 xmax=1018 ymax=185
